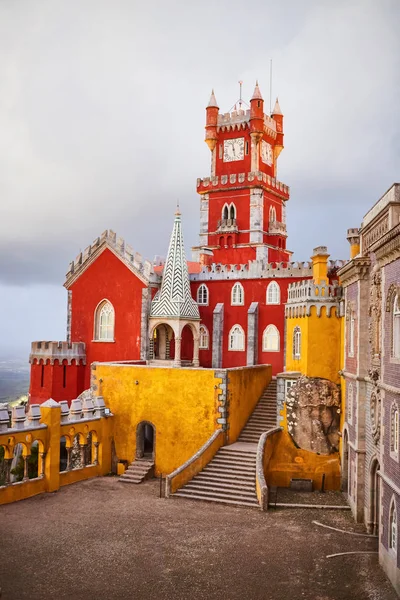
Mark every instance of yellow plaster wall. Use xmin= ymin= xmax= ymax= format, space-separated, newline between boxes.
xmin=227 ymin=365 xmax=271 ymax=443
xmin=306 ymin=306 xmax=341 ymax=383
xmin=266 ymin=430 xmax=341 ymax=491
xmin=95 ymin=365 xmax=221 ymax=476
xmin=285 ymin=317 xmax=309 ymax=374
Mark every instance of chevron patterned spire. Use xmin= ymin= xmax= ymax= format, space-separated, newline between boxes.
xmin=150 ymin=211 xmax=200 ymax=320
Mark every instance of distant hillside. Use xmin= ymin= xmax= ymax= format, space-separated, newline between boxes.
xmin=0 ymin=358 xmax=30 ymax=403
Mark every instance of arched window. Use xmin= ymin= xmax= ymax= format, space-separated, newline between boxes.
xmin=389 ymin=498 xmax=397 ymax=553
xmin=266 ymin=281 xmax=280 ymax=305
xmin=199 ymin=325 xmax=209 ymax=349
xmin=391 ymin=404 xmax=399 ymax=456
xmin=293 ymin=326 xmax=301 ymax=359
xmin=229 ymin=325 xmax=245 ymax=351
xmin=231 ymin=282 xmax=244 ymax=306
xmin=347 ymin=383 xmax=353 ymax=424
xmin=262 ymin=325 xmax=279 ymax=352
xmin=222 ymin=204 xmax=229 ymax=220
xmin=269 ymin=206 xmax=276 ymax=222
xmin=393 ymin=295 xmax=400 ymax=358
xmin=95 ymin=300 xmax=115 ymax=341
xmin=197 ymin=284 xmax=209 ymax=306
xmin=229 ymin=204 xmax=236 ymax=220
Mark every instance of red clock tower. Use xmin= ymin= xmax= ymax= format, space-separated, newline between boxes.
xmin=193 ymin=82 xmax=291 ymax=265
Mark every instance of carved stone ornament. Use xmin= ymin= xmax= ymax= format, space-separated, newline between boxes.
xmin=370 ymin=391 xmax=381 ymax=445
xmin=368 ymin=269 xmax=382 ymax=357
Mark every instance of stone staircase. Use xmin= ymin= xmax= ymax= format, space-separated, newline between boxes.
xmin=238 ymin=379 xmax=277 ymax=443
xmin=172 ymin=379 xmax=278 ymax=507
xmin=173 ymin=444 xmax=259 ymax=507
xmin=119 ymin=458 xmax=154 ymax=484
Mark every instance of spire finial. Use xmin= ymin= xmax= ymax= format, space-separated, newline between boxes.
xmin=272 ymin=97 xmax=282 ymax=115
xmin=175 ymin=199 xmax=181 ymax=216
xmin=207 ymin=89 xmax=219 ymax=108
xmin=251 ymin=80 xmax=263 ymax=101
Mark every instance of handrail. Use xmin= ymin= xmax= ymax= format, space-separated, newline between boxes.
xmin=165 ymin=429 xmax=224 ymax=497
xmin=256 ymin=427 xmax=282 ymax=511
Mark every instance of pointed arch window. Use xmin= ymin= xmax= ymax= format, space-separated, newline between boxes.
xmin=393 ymin=295 xmax=400 ymax=359
xmin=229 ymin=325 xmax=245 ymax=351
xmin=199 ymin=325 xmax=209 ymax=349
xmin=197 ymin=284 xmax=209 ymax=306
xmin=389 ymin=498 xmax=397 ymax=553
xmin=95 ymin=300 xmax=115 ymax=341
xmin=266 ymin=281 xmax=280 ymax=305
xmin=229 ymin=204 xmax=236 ymax=220
xmin=293 ymin=326 xmax=301 ymax=359
xmin=269 ymin=206 xmax=277 ymax=222
xmin=347 ymin=382 xmax=354 ymax=425
xmin=222 ymin=204 xmax=229 ymax=220
xmin=262 ymin=325 xmax=279 ymax=352
xmin=231 ymin=282 xmax=244 ymax=306
xmin=391 ymin=404 xmax=399 ymax=458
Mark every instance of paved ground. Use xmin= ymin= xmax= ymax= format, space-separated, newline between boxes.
xmin=0 ymin=477 xmax=397 ymax=600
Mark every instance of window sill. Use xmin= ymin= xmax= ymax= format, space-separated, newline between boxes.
xmin=231 ymin=303 xmax=244 ymax=307
xmin=266 ymin=302 xmax=280 ymax=306
xmin=228 ymin=348 xmax=245 ymax=352
xmin=199 ymin=347 xmax=209 ymax=351
xmin=348 ymin=353 xmax=354 ymax=358
xmin=92 ymin=339 xmax=116 ymax=343
xmin=262 ymin=349 xmax=280 ymax=353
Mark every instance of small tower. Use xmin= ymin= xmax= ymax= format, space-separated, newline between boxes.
xmin=346 ymin=228 xmax=360 ymax=259
xmin=149 ymin=210 xmax=200 ymax=367
xmin=250 ymin=81 xmax=264 ymax=171
xmin=205 ymin=90 xmax=219 ymax=152
xmin=272 ymin=98 xmax=284 ymax=163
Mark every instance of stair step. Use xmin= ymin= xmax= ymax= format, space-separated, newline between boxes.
xmin=188 ymin=480 xmax=255 ymax=494
xmin=203 ymin=467 xmax=255 ymax=478
xmin=174 ymin=489 xmax=258 ymax=506
xmin=196 ymin=472 xmax=255 ymax=483
xmin=205 ymin=462 xmax=256 ymax=471
xmin=185 ymin=483 xmax=256 ymax=498
xmin=119 ymin=477 xmax=143 ymax=484
xmin=173 ymin=492 xmax=259 ymax=508
xmin=212 ymin=457 xmax=256 ymax=466
xmin=218 ymin=449 xmax=257 ymax=457
xmin=194 ymin=475 xmax=255 ymax=487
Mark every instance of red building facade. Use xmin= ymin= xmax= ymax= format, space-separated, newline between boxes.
xmin=29 ymin=83 xmax=324 ymax=404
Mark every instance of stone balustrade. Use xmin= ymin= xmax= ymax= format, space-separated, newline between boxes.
xmin=216 ymin=218 xmax=238 ymax=232
xmin=269 ymin=220 xmax=287 ymax=235
xmin=196 ymin=171 xmax=290 ymax=197
xmin=0 ymin=397 xmax=113 ymax=505
xmin=287 ymin=281 xmax=341 ymax=303
xmin=29 ymin=341 xmax=86 ymax=365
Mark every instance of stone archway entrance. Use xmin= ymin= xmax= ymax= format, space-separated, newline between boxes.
xmin=136 ymin=421 xmax=155 ymax=459
xmin=368 ymin=457 xmax=381 ymax=535
xmin=152 ymin=324 xmax=175 ymax=361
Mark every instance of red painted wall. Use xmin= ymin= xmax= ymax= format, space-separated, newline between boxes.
xmin=69 ymin=248 xmax=147 ymax=389
xmin=29 ymin=359 xmax=85 ymax=404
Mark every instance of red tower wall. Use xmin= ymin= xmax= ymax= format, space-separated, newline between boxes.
xmin=29 ymin=359 xmax=85 ymax=405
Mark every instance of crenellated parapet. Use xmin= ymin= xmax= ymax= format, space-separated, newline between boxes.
xmin=30 ymin=341 xmax=86 ymax=365
xmin=285 ymin=281 xmax=342 ymax=318
xmin=196 ymin=171 xmax=290 ymax=198
xmin=191 ymin=260 xmax=315 ymax=282
xmin=216 ymin=108 xmax=277 ymax=138
xmin=65 ymin=229 xmax=158 ymax=287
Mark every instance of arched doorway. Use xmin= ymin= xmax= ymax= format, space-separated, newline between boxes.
xmin=341 ymin=430 xmax=349 ymax=494
xmin=151 ymin=324 xmax=175 ymax=361
xmin=368 ymin=457 xmax=381 ymax=535
xmin=136 ymin=421 xmax=155 ymax=459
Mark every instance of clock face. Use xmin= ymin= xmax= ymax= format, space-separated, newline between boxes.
xmin=261 ymin=140 xmax=273 ymax=166
xmin=223 ymin=138 xmax=244 ymax=162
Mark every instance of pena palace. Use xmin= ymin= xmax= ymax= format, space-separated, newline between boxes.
xmin=28 ymin=82 xmax=342 ymax=403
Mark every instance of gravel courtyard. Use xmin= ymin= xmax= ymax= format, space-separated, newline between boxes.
xmin=0 ymin=477 xmax=396 ymax=600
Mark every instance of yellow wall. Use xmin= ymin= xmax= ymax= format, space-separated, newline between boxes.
xmin=227 ymin=365 xmax=271 ymax=443
xmin=285 ymin=306 xmax=341 ymax=383
xmin=95 ymin=365 xmax=222 ymax=476
xmin=266 ymin=430 xmax=341 ymax=491
xmin=94 ymin=364 xmax=271 ymax=477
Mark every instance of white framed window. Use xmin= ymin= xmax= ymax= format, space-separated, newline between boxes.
xmin=231 ymin=282 xmax=244 ymax=306
xmin=391 ymin=404 xmax=399 ymax=457
xmin=393 ymin=295 xmax=400 ymax=359
xmin=229 ymin=203 xmax=236 ymax=220
xmin=269 ymin=206 xmax=276 ymax=222
xmin=199 ymin=325 xmax=209 ymax=349
xmin=389 ymin=498 xmax=397 ymax=554
xmin=266 ymin=281 xmax=280 ymax=305
xmin=197 ymin=284 xmax=209 ymax=306
xmin=293 ymin=326 xmax=301 ymax=359
xmin=222 ymin=204 xmax=229 ymax=220
xmin=285 ymin=379 xmax=296 ymax=397
xmin=262 ymin=325 xmax=280 ymax=352
xmin=349 ymin=313 xmax=355 ymax=357
xmin=94 ymin=300 xmax=115 ymax=341
xmin=229 ymin=325 xmax=245 ymax=351
xmin=347 ymin=382 xmax=353 ymax=425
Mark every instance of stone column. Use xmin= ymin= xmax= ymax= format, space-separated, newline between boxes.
xmin=66 ymin=447 xmax=72 ymax=471
xmin=5 ymin=458 xmax=12 ymax=484
xmin=93 ymin=442 xmax=100 ymax=466
xmin=39 ymin=452 xmax=46 ymax=478
xmin=193 ymin=337 xmax=200 ymax=367
xmin=174 ymin=337 xmax=182 ymax=367
xmin=23 ymin=455 xmax=29 ymax=481
xmin=212 ymin=303 xmax=224 ymax=368
xmin=247 ymin=302 xmax=259 ymax=366
xmin=80 ymin=444 xmax=87 ymax=467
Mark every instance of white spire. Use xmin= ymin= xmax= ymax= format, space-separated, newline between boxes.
xmin=272 ymin=97 xmax=282 ymax=115
xmin=207 ymin=89 xmax=219 ymax=108
xmin=251 ymin=80 xmax=263 ymax=100
xmin=150 ymin=212 xmax=200 ymax=320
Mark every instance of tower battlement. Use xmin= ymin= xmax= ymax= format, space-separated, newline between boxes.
xmin=216 ymin=109 xmax=277 ymax=137
xmin=65 ymin=230 xmax=156 ymax=286
xmin=196 ymin=171 xmax=290 ymax=197
xmin=285 ymin=281 xmax=342 ymax=318
xmin=191 ymin=260 xmax=314 ymax=281
xmin=30 ymin=341 xmax=86 ymax=365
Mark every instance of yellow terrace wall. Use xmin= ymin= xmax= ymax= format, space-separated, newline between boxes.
xmin=227 ymin=365 xmax=271 ymax=443
xmin=0 ymin=399 xmax=113 ymax=505
xmin=93 ymin=363 xmax=271 ymax=477
xmin=285 ymin=316 xmax=309 ymax=374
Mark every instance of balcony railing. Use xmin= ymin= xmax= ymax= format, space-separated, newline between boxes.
xmin=269 ymin=220 xmax=287 ymax=235
xmin=217 ymin=218 xmax=238 ymax=232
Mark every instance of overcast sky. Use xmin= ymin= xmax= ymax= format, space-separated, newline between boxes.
xmin=1 ymin=0 xmax=399 ymax=358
